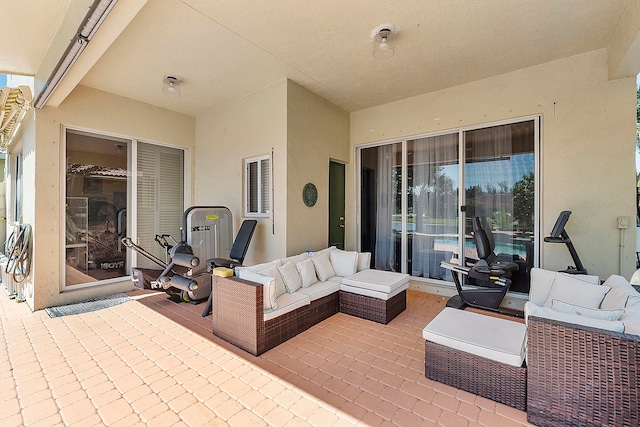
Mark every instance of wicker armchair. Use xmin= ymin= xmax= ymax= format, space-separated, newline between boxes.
xmin=527 ymin=315 xmax=640 ymax=427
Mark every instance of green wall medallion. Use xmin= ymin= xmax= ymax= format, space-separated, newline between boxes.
xmin=302 ymin=183 xmax=318 ymax=207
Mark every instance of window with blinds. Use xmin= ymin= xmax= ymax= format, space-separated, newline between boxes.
xmin=245 ymin=155 xmax=270 ymax=217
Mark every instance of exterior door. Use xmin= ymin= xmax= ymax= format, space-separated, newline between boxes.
xmin=329 ymin=161 xmax=345 ymax=249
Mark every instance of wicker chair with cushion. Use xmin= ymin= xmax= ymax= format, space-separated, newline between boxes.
xmin=527 ymin=315 xmax=639 ymax=427
xmin=525 ymin=268 xmax=640 ymax=427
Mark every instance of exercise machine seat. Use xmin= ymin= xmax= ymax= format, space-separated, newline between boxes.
xmin=472 ymin=217 xmax=518 ymax=277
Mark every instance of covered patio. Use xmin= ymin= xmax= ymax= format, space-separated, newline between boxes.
xmin=0 ymin=1 xmax=639 ymax=425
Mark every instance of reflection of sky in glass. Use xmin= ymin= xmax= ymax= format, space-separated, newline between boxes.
xmin=465 ymin=153 xmax=534 ymax=189
xmin=0 ymin=74 xmax=6 ymax=87
xmin=422 ymin=153 xmax=534 ymax=191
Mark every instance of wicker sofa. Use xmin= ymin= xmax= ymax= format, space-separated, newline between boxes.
xmin=525 ymin=268 xmax=640 ymax=427
xmin=211 ymin=247 xmax=409 ymax=356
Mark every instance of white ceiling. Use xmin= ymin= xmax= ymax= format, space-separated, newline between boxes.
xmin=0 ymin=0 xmax=634 ymax=116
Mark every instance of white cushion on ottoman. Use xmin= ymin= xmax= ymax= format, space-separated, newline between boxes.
xmin=342 ymin=269 xmax=409 ymax=293
xmin=423 ymin=308 xmax=526 ymax=367
xmin=341 ymin=282 xmax=408 ymax=300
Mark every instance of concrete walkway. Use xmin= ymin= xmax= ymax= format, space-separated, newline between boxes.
xmin=0 ymin=289 xmax=533 ymax=426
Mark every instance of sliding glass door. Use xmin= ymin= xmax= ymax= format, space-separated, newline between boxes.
xmin=65 ymin=131 xmax=130 ymax=286
xmin=360 ymin=143 xmax=402 ymax=271
xmin=463 ymin=120 xmax=535 ymax=292
xmin=359 ymin=118 xmax=537 ymax=292
xmin=407 ymin=133 xmax=459 ymax=280
xmin=63 ymin=129 xmax=186 ymax=288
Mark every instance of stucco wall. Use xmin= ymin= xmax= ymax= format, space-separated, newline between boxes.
xmin=349 ymin=49 xmax=637 ymax=280
xmin=194 ymin=80 xmax=288 ymax=265
xmin=29 ymin=85 xmax=195 ymax=310
xmin=286 ymin=80 xmax=350 ymax=255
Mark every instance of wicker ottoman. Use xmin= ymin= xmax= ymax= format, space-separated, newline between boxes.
xmin=423 ymin=308 xmax=527 ymax=410
xmin=340 ymin=270 xmax=409 ymax=324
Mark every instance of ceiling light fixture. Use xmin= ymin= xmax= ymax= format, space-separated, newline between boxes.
xmin=371 ymin=24 xmax=398 ymax=59
xmin=162 ymin=75 xmax=181 ymax=97
xmin=34 ymin=0 xmax=118 ymax=109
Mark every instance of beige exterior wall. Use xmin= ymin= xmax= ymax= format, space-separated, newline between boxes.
xmin=24 ymin=85 xmax=195 ymax=311
xmin=349 ymin=49 xmax=637 ymax=280
xmin=194 ymin=80 xmax=288 ymax=265
xmin=286 ymin=80 xmax=350 ymax=255
xmin=194 ymin=79 xmax=350 ymax=264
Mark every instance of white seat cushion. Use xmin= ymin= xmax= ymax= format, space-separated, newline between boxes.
xmin=422 ymin=308 xmax=526 ymax=367
xmin=342 ymin=269 xmax=409 ymax=293
xmin=341 ymin=282 xmax=408 ymax=300
xmin=264 ymin=292 xmax=310 ymax=321
xmin=296 ymin=281 xmax=340 ymax=301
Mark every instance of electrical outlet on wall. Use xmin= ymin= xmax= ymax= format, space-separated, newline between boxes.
xmin=618 ymin=216 xmax=629 ymax=229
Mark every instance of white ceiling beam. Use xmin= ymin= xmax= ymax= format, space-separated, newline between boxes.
xmin=607 ymin=0 xmax=640 ymax=80
xmin=45 ymin=0 xmax=149 ymax=107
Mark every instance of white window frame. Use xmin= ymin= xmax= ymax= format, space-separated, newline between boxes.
xmin=244 ymin=154 xmax=270 ymax=217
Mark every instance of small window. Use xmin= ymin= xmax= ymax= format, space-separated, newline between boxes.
xmin=245 ymin=155 xmax=270 ymax=217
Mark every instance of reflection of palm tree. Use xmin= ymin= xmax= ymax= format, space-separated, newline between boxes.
xmin=513 ymin=172 xmax=534 ymax=231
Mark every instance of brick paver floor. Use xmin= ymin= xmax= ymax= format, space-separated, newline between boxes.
xmin=0 ymin=288 xmax=533 ymax=426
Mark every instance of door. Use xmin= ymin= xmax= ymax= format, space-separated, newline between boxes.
xmin=462 ymin=120 xmax=535 ymax=292
xmin=329 ymin=161 xmax=345 ymax=249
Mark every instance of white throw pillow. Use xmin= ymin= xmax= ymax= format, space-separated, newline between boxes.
xmin=278 ymin=261 xmax=302 ymax=293
xmin=529 ymin=268 xmax=558 ymax=306
xmin=236 ymin=269 xmax=277 ymax=310
xmin=296 ymin=258 xmax=317 ymax=288
xmin=558 ymin=272 xmax=600 ymax=286
xmin=600 ymin=275 xmax=638 ymax=310
xmin=543 ymin=273 xmax=610 ymax=309
xmin=311 ymin=252 xmax=336 ymax=282
xmin=356 ymin=252 xmax=372 ymax=272
xmin=258 ymin=264 xmax=287 ymax=297
xmin=308 ymin=247 xmax=336 ymax=258
xmin=330 ymin=249 xmax=358 ymax=277
xmin=551 ymin=300 xmax=624 ymax=321
xmin=525 ymin=302 xmax=624 ymax=333
xmin=627 ymin=295 xmax=640 ymax=308
xmin=280 ymin=253 xmax=309 ymax=266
